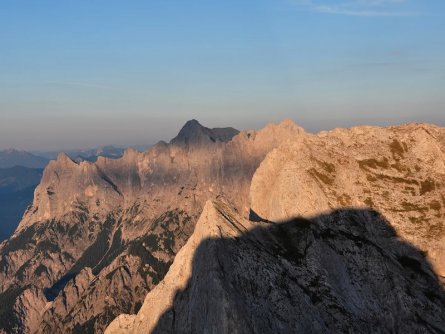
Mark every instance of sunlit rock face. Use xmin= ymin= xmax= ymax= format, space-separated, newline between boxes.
xmin=0 ymin=119 xmax=303 ymax=334
xmin=250 ymin=123 xmax=445 ymax=278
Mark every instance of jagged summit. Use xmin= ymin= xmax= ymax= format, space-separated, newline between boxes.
xmin=122 ymin=147 xmax=139 ymax=159
xmin=55 ymin=152 xmax=77 ymax=165
xmin=170 ymin=119 xmax=239 ymax=146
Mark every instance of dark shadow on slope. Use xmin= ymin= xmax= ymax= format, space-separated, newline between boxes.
xmin=43 ymin=214 xmax=117 ymax=301
xmin=152 ymin=208 xmax=445 ymax=334
xmin=43 ymin=273 xmax=77 ymax=301
xmin=248 ymin=209 xmax=273 ymax=224
xmin=37 ymin=209 xmax=195 ymax=334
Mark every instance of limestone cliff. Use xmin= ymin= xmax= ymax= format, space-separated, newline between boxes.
xmin=250 ymin=123 xmax=445 ymax=278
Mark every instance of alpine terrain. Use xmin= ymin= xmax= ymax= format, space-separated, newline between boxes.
xmin=107 ymin=121 xmax=445 ymax=334
xmin=0 ymin=119 xmax=302 ymax=333
xmin=0 ymin=120 xmax=444 ymax=334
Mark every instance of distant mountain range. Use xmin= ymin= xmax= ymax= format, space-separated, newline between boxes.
xmin=69 ymin=146 xmax=127 ymax=163
xmin=0 ymin=166 xmax=43 ymax=194
xmin=0 ymin=166 xmax=43 ymax=241
xmin=0 ymin=149 xmax=48 ymax=169
xmin=33 ymin=145 xmax=137 ymax=162
xmin=0 ymin=145 xmax=136 ymax=169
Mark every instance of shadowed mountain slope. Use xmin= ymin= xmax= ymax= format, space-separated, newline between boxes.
xmin=106 ymin=200 xmax=445 ymax=334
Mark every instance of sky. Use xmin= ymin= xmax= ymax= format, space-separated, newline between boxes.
xmin=0 ymin=0 xmax=444 ymax=150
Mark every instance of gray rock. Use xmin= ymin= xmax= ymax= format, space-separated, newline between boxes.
xmin=107 ymin=200 xmax=445 ymax=334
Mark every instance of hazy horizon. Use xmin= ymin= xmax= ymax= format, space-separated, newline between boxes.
xmin=1 ymin=0 xmax=444 ymax=150
xmin=1 ymin=115 xmax=443 ymax=152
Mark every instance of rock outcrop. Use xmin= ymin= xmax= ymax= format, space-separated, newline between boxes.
xmin=0 ymin=119 xmax=303 ymax=333
xmin=250 ymin=123 xmax=445 ymax=279
xmin=0 ymin=285 xmax=47 ymax=334
xmin=106 ymin=200 xmax=445 ymax=334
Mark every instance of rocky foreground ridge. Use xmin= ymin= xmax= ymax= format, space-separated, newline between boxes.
xmin=0 ymin=119 xmax=444 ymax=333
xmin=250 ymin=123 xmax=445 ymax=278
xmin=106 ymin=200 xmax=445 ymax=334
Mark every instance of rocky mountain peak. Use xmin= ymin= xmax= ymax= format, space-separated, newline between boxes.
xmin=181 ymin=118 xmax=201 ymax=130
xmin=121 ymin=147 xmax=139 ymax=161
xmin=55 ymin=152 xmax=77 ymax=166
xmin=170 ymin=119 xmax=239 ymax=147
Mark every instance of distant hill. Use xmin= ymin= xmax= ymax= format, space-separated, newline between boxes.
xmin=34 ymin=145 xmax=131 ymax=162
xmin=0 ymin=149 xmax=48 ymax=168
xmin=0 ymin=166 xmax=43 ymax=194
xmin=0 ymin=186 xmax=36 ymax=241
xmin=0 ymin=166 xmax=43 ymax=241
xmin=71 ymin=145 xmax=126 ymax=163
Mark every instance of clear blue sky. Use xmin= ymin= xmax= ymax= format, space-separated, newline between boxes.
xmin=1 ymin=0 xmax=444 ymax=150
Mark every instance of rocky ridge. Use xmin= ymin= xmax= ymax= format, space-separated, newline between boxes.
xmin=106 ymin=121 xmax=445 ymax=334
xmin=250 ymin=123 xmax=445 ymax=278
xmin=0 ymin=119 xmax=303 ymax=333
xmin=2 ymin=120 xmax=445 ymax=333
xmin=106 ymin=199 xmax=445 ymax=334
xmin=105 ymin=200 xmax=257 ymax=334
